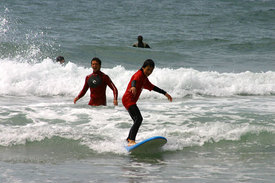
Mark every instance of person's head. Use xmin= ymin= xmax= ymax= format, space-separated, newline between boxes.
xmin=137 ymin=35 xmax=143 ymax=42
xmin=56 ymin=56 xmax=65 ymax=64
xmin=91 ymin=57 xmax=101 ymax=72
xmin=142 ymin=59 xmax=155 ymax=77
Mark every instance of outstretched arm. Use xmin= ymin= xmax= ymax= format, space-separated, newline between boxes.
xmin=165 ymin=93 xmax=173 ymax=102
xmin=153 ymin=86 xmax=172 ymax=102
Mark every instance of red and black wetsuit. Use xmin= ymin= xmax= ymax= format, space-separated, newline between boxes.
xmin=122 ymin=69 xmax=166 ymax=141
xmin=77 ymin=70 xmax=118 ymax=106
xmin=122 ymin=69 xmax=155 ymax=110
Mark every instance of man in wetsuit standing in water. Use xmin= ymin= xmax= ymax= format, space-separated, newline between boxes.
xmin=74 ymin=57 xmax=118 ymax=106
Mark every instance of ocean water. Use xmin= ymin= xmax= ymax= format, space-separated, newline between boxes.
xmin=1 ymin=0 xmax=275 ymax=182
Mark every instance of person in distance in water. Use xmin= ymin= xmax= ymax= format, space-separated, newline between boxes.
xmin=56 ymin=56 xmax=65 ymax=64
xmin=133 ymin=35 xmax=150 ymax=48
xmin=74 ymin=57 xmax=118 ymax=106
xmin=122 ymin=59 xmax=172 ymax=146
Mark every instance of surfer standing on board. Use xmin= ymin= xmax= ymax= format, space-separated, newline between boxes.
xmin=74 ymin=57 xmax=118 ymax=106
xmin=122 ymin=59 xmax=172 ymax=146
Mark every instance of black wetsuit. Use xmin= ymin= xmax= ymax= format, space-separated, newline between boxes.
xmin=133 ymin=42 xmax=150 ymax=48
xmin=126 ymin=86 xmax=166 ymax=141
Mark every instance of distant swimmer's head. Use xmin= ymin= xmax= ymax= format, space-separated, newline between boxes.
xmin=91 ymin=57 xmax=102 ymax=72
xmin=137 ymin=35 xmax=143 ymax=42
xmin=142 ymin=59 xmax=155 ymax=77
xmin=56 ymin=56 xmax=65 ymax=64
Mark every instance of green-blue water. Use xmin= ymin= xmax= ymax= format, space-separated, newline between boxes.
xmin=1 ymin=0 xmax=275 ymax=182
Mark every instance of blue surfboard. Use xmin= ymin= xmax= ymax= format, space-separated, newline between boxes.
xmin=125 ymin=136 xmax=167 ymax=153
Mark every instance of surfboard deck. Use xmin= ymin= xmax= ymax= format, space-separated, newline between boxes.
xmin=125 ymin=136 xmax=167 ymax=154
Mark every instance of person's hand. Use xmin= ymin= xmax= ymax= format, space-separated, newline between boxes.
xmin=130 ymin=87 xmax=137 ymax=96
xmin=165 ymin=93 xmax=173 ymax=102
xmin=74 ymin=97 xmax=79 ymax=104
xmin=113 ymin=99 xmax=118 ymax=106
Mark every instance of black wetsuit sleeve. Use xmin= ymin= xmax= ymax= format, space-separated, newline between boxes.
xmin=153 ymin=86 xmax=166 ymax=95
xmin=131 ymin=80 xmax=137 ymax=87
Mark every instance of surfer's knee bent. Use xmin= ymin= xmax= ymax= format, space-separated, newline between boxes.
xmin=137 ymin=115 xmax=143 ymax=124
xmin=133 ymin=115 xmax=142 ymax=125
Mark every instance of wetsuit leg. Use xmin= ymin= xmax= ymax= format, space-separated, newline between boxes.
xmin=127 ymin=104 xmax=143 ymax=141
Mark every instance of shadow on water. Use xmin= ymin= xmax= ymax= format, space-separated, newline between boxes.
xmin=129 ymin=151 xmax=166 ymax=164
xmin=120 ymin=151 xmax=169 ymax=183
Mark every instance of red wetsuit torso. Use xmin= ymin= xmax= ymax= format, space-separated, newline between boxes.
xmin=122 ymin=69 xmax=154 ymax=110
xmin=77 ymin=71 xmax=118 ymax=106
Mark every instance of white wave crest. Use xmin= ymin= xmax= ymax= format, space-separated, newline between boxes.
xmin=1 ymin=58 xmax=275 ymax=98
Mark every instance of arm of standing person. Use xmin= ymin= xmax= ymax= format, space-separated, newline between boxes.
xmin=153 ymin=86 xmax=173 ymax=102
xmin=106 ymin=76 xmax=118 ymax=106
xmin=74 ymin=77 xmax=89 ymax=104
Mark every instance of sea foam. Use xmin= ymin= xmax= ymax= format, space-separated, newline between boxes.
xmin=1 ymin=58 xmax=275 ymax=98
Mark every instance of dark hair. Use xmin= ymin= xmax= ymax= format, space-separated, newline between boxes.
xmin=56 ymin=56 xmax=64 ymax=62
xmin=91 ymin=57 xmax=101 ymax=65
xmin=138 ymin=35 xmax=143 ymax=42
xmin=142 ymin=59 xmax=155 ymax=68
